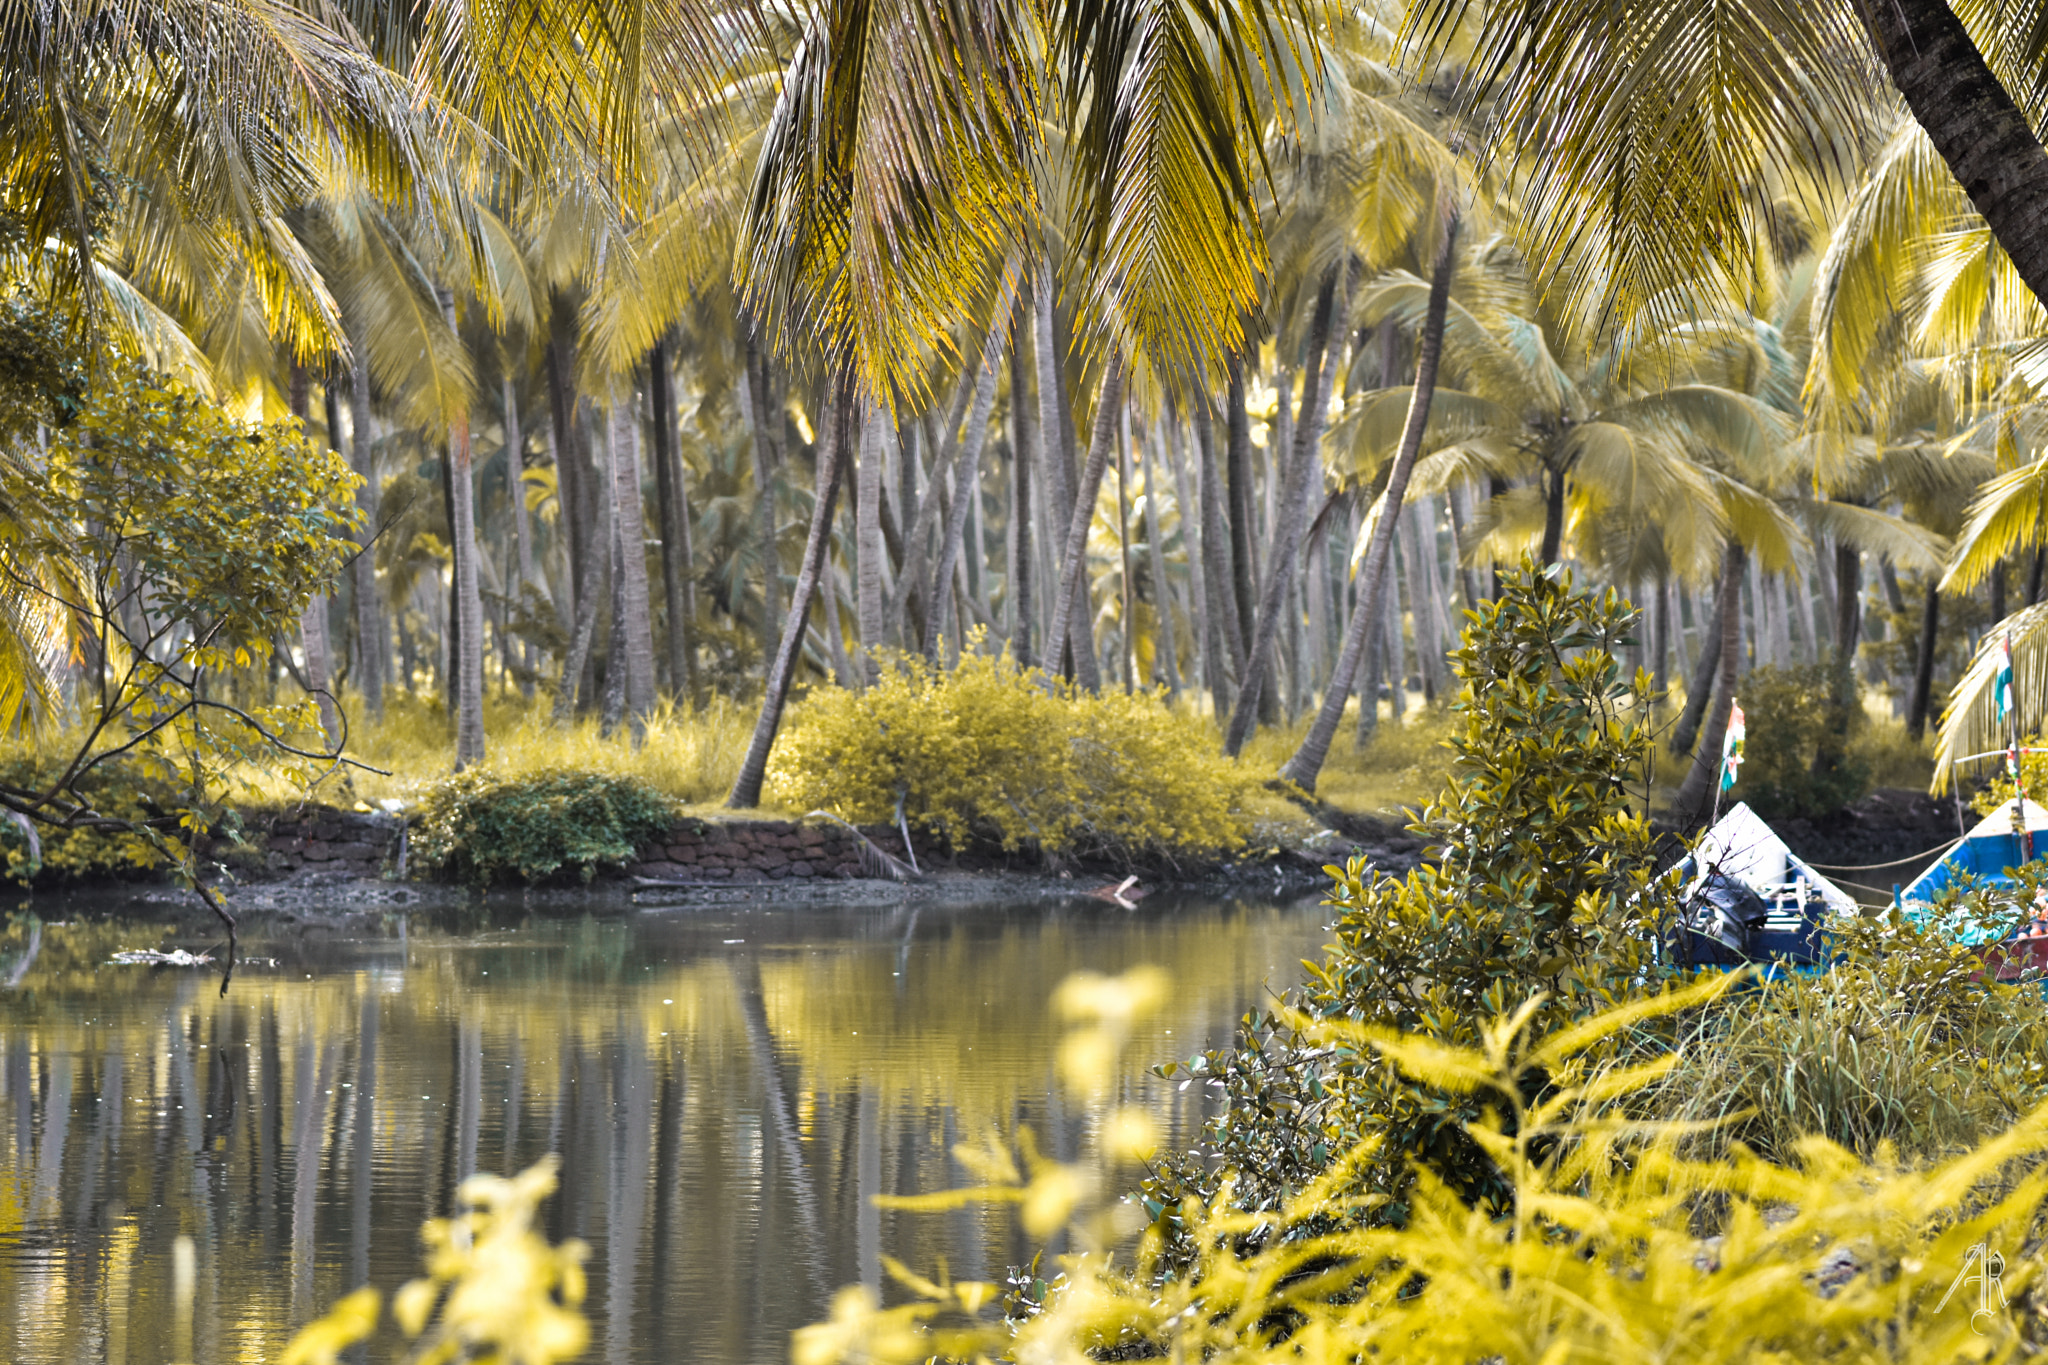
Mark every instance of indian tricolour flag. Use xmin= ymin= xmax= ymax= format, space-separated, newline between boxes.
xmin=1721 ymin=700 xmax=1745 ymax=792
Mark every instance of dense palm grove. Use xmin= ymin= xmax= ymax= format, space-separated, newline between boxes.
xmin=7 ymin=0 xmax=2048 ymax=831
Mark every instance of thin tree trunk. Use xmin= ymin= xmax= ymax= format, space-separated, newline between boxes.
xmin=1141 ymin=418 xmax=1180 ymax=695
xmin=1676 ymin=542 xmax=1747 ymax=823
xmin=1446 ymin=483 xmax=1481 ymax=616
xmin=1047 ymin=353 xmax=1129 ymax=690
xmin=1224 ymin=356 xmax=1259 ymax=657
xmin=1908 ymin=582 xmax=1941 ymax=740
xmin=436 ymin=289 xmax=487 ymax=767
xmin=649 ymin=340 xmax=693 ymax=702
xmin=928 ymin=276 xmax=1017 ymax=654
xmin=820 ymin=556 xmax=857 ymax=688
xmin=1165 ymin=414 xmax=1216 ymax=704
xmin=743 ymin=336 xmax=783 ymax=648
xmin=1857 ymin=0 xmax=2048 ymax=316
xmin=502 ymin=369 xmax=536 ymax=700
xmin=546 ymin=296 xmax=591 ymax=617
xmin=1226 ymin=268 xmax=1341 ymax=756
xmin=1007 ymin=292 xmax=1035 ymax=667
xmin=346 ymin=331 xmax=383 ymax=720
xmin=889 ymin=373 xmax=974 ymax=639
xmin=1117 ymin=404 xmax=1136 ymax=693
xmin=552 ymin=483 xmax=607 ymax=724
xmin=1194 ymin=404 xmax=1243 ymax=709
xmin=1671 ymin=576 xmax=1726 ymax=756
xmin=288 ymin=365 xmax=340 ymax=749
xmin=857 ymin=399 xmax=888 ymax=682
xmin=730 ymin=373 xmax=850 ymax=808
xmin=1652 ymin=570 xmax=1671 ymax=699
xmin=1283 ymin=217 xmax=1458 ymax=789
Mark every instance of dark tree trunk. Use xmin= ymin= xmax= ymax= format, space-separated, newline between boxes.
xmin=648 ymin=339 xmax=694 ymax=703
xmin=729 ymin=372 xmax=851 ymax=808
xmin=1676 ymin=542 xmax=1747 ymax=823
xmin=1283 ymin=221 xmax=1457 ymax=789
xmin=743 ymin=336 xmax=782 ymax=646
xmin=2032 ymin=543 xmax=2045 ymax=605
xmin=346 ymin=325 xmax=382 ymax=715
xmin=1908 ymin=582 xmax=1941 ymax=740
xmin=1671 ymin=572 xmax=1727 ymax=756
xmin=1194 ymin=404 xmax=1244 ymax=707
xmin=1857 ymin=0 xmax=2048 ymax=315
xmin=545 ymin=295 xmax=589 ymax=614
xmin=1540 ymin=462 xmax=1567 ymax=565
xmin=1992 ymin=562 xmax=2007 ymax=629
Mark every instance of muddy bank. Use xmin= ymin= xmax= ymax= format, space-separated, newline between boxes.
xmin=15 ymin=801 xmax=1432 ymax=915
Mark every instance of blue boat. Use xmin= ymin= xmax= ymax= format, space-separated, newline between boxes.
xmin=1899 ymin=798 xmax=2048 ymax=977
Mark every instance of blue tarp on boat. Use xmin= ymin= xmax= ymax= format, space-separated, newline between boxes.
xmin=1899 ymin=797 xmax=2048 ymax=942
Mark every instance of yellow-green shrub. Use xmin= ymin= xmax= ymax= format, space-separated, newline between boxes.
xmin=766 ymin=640 xmax=1254 ymax=866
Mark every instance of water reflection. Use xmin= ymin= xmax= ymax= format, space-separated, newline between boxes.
xmin=0 ymin=892 xmax=1328 ymax=1364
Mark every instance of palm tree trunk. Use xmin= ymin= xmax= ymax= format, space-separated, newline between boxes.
xmin=1651 ymin=569 xmax=1670 ymax=699
xmin=435 ymin=290 xmax=487 ymax=768
xmin=928 ymin=276 xmax=1016 ymax=654
xmin=1676 ymin=541 xmax=1747 ymax=823
xmin=1007 ymin=292 xmax=1036 ymax=666
xmin=743 ymin=336 xmax=782 ymax=649
xmin=1282 ymin=218 xmax=1458 ymax=789
xmin=346 ymin=333 xmax=383 ymax=720
xmin=1858 ymin=0 xmax=2048 ymax=314
xmin=286 ymin=364 xmax=339 ymax=748
xmin=857 ymin=400 xmax=888 ymax=682
xmin=546 ymin=297 xmax=590 ymax=618
xmin=1670 ymin=578 xmax=1725 ymax=756
xmin=502 ymin=370 xmax=536 ymax=700
xmin=1194 ymin=404 xmax=1243 ymax=707
xmin=1224 ymin=359 xmax=1259 ymax=656
xmin=889 ymin=373 xmax=973 ymax=637
xmin=1165 ymin=414 xmax=1216 ymax=703
xmin=1225 ymin=268 xmax=1341 ymax=756
xmin=730 ymin=373 xmax=851 ymax=808
xmin=1140 ymin=421 xmax=1180 ymax=695
xmin=649 ymin=340 xmax=693 ymax=703
xmin=605 ymin=398 xmax=657 ymax=730
xmin=1539 ymin=463 xmax=1568 ymax=565
xmin=552 ymin=488 xmax=606 ymax=724
xmin=1446 ymin=483 xmax=1481 ymax=614
xmin=1033 ymin=256 xmax=1099 ymax=688
xmin=1908 ymin=582 xmax=1941 ymax=740
xmin=1047 ymin=352 xmax=1129 ymax=690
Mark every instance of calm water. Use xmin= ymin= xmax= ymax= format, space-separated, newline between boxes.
xmin=0 ymin=887 xmax=1329 ymax=1364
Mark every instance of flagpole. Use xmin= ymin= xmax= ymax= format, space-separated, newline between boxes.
xmin=2003 ymin=632 xmax=2030 ymax=863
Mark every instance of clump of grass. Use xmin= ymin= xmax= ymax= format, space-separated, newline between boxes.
xmin=304 ymin=690 xmax=757 ymax=811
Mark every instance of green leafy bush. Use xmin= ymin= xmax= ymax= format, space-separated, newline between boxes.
xmin=0 ymin=753 xmax=189 ymax=884
xmin=765 ymin=635 xmax=1254 ymax=866
xmin=1731 ymin=663 xmax=1870 ymax=817
xmin=1149 ymin=563 xmax=1673 ymax=1228
xmin=410 ymin=771 xmax=675 ymax=885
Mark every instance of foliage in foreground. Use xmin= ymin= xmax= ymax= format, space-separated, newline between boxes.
xmin=802 ymin=968 xmax=2048 ymax=1365
xmin=283 ymin=1158 xmax=587 ymax=1365
xmin=410 ymin=770 xmax=675 ymax=884
xmin=1651 ymin=905 xmax=2048 ymax=1163
xmin=766 ymin=636 xmax=1255 ymax=866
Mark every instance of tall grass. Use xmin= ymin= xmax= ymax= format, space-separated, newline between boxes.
xmin=304 ymin=690 xmax=756 ymax=812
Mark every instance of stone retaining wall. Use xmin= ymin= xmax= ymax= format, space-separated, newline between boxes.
xmin=247 ymin=808 xmax=910 ymax=885
xmin=629 ymin=819 xmax=908 ymax=883
xmin=256 ymin=808 xmax=406 ymax=879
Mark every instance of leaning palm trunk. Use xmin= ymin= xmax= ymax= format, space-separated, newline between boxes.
xmin=1224 ymin=268 xmax=1341 ymax=757
xmin=1046 ymin=352 xmax=1129 ymax=689
xmin=744 ymin=336 xmax=783 ymax=650
xmin=605 ymin=399 xmax=658 ymax=731
xmin=927 ymin=277 xmax=1016 ymax=654
xmin=1282 ymin=216 xmax=1459 ymax=791
xmin=1676 ymin=541 xmax=1747 ymax=822
xmin=1032 ymin=255 xmax=1099 ymax=690
xmin=730 ymin=374 xmax=852 ymax=808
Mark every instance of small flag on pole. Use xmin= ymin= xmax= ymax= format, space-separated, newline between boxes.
xmin=1721 ymin=700 xmax=1745 ymax=792
xmin=1998 ymin=634 xmax=2017 ymax=725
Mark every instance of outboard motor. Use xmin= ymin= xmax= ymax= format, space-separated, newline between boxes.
xmin=1671 ymin=871 xmax=1770 ymax=967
